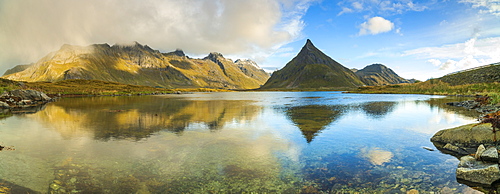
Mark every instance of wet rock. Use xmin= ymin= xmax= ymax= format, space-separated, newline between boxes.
xmin=476 ymin=145 xmax=486 ymax=160
xmin=481 ymin=147 xmax=499 ymax=163
xmin=442 ymin=143 xmax=469 ymax=155
xmin=456 ymin=155 xmax=500 ymax=185
xmin=9 ymin=89 xmax=51 ymax=101
xmin=0 ymin=101 xmax=9 ymax=108
xmin=431 ymin=123 xmax=500 ymax=155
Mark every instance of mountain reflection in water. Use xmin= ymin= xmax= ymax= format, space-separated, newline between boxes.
xmin=28 ymin=96 xmax=261 ymax=140
xmin=0 ymin=92 xmax=486 ymax=193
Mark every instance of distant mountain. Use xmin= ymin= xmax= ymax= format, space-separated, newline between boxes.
xmin=439 ymin=62 xmax=500 ymax=85
xmin=260 ymin=39 xmax=364 ymax=90
xmin=2 ymin=42 xmax=269 ymax=89
xmin=354 ymin=64 xmax=409 ymax=86
xmin=3 ymin=64 xmax=32 ymax=76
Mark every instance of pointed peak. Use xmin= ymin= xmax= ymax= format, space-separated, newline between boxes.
xmin=299 ymin=39 xmax=319 ymax=54
xmin=306 ymin=39 xmax=313 ymax=45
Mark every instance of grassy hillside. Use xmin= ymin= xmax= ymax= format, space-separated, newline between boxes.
xmin=439 ymin=63 xmax=500 ymax=85
xmin=354 ymin=64 xmax=409 ymax=86
xmin=353 ymin=79 xmax=500 ymax=103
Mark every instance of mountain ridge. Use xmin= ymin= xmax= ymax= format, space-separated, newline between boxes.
xmin=2 ymin=42 xmax=270 ymax=89
xmin=354 ymin=64 xmax=409 ymax=86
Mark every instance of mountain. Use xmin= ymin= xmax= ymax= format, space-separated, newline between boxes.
xmin=260 ymin=39 xmax=364 ymax=90
xmin=2 ymin=42 xmax=269 ymax=89
xmin=439 ymin=62 xmax=500 ymax=85
xmin=3 ymin=64 xmax=33 ymax=76
xmin=354 ymin=64 xmax=409 ymax=86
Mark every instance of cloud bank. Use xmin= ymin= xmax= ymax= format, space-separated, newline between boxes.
xmin=0 ymin=0 xmax=314 ymax=71
xmin=403 ymin=37 xmax=500 ymax=73
xmin=337 ymin=0 xmax=429 ymax=16
xmin=460 ymin=0 xmax=500 ymax=16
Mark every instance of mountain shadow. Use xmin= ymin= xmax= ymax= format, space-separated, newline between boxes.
xmin=285 ymin=105 xmax=344 ymax=143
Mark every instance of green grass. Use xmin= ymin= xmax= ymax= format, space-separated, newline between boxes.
xmin=0 ymin=78 xmax=230 ymax=96
xmin=353 ymin=79 xmax=500 ymax=104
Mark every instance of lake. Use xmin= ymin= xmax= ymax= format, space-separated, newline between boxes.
xmin=0 ymin=92 xmax=482 ymax=193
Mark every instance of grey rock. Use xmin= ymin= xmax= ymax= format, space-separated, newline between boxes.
xmin=0 ymin=101 xmax=9 ymax=108
xmin=442 ymin=143 xmax=469 ymax=155
xmin=481 ymin=147 xmax=499 ymax=163
xmin=476 ymin=144 xmax=486 ymax=160
xmin=431 ymin=123 xmax=500 ymax=153
xmin=456 ymin=155 xmax=500 ymax=185
xmin=0 ymin=91 xmax=8 ymax=98
xmin=9 ymin=89 xmax=51 ymax=101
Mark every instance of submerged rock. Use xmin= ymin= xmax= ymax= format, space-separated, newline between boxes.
xmin=456 ymin=155 xmax=500 ymax=185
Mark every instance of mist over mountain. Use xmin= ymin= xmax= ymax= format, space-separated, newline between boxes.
xmin=2 ymin=42 xmax=269 ymax=89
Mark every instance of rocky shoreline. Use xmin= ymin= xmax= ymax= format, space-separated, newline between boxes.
xmin=0 ymin=89 xmax=54 ymax=116
xmin=432 ymin=97 xmax=500 ymax=191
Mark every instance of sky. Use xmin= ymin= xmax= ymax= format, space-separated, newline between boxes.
xmin=0 ymin=0 xmax=499 ymax=81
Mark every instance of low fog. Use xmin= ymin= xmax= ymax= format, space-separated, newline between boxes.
xmin=0 ymin=0 xmax=313 ymax=73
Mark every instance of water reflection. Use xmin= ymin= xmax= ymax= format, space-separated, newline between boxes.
xmin=285 ymin=105 xmax=345 ymax=143
xmin=28 ymin=96 xmax=261 ymax=140
xmin=0 ymin=92 xmax=484 ymax=193
xmin=359 ymin=101 xmax=397 ymax=119
xmin=360 ymin=147 xmax=394 ymax=165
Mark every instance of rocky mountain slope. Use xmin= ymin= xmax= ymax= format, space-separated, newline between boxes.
xmin=260 ymin=39 xmax=364 ymax=90
xmin=354 ymin=64 xmax=409 ymax=86
xmin=2 ymin=42 xmax=269 ymax=89
xmin=439 ymin=62 xmax=500 ymax=85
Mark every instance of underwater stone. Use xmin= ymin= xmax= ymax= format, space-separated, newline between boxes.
xmin=456 ymin=155 xmax=500 ymax=185
xmin=50 ymin=183 xmax=61 ymax=191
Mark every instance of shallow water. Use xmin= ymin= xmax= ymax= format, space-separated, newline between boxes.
xmin=0 ymin=92 xmax=482 ymax=193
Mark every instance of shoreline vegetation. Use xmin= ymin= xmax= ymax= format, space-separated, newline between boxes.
xmin=352 ymin=79 xmax=500 ymax=104
xmin=3 ymin=77 xmax=500 ymax=102
xmin=0 ymin=78 xmax=231 ymax=97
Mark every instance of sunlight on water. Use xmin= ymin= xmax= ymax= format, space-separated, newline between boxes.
xmin=0 ymin=92 xmax=481 ymax=193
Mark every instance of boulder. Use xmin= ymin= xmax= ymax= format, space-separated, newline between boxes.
xmin=9 ymin=89 xmax=51 ymax=101
xmin=456 ymin=155 xmax=500 ymax=185
xmin=476 ymin=144 xmax=486 ymax=160
xmin=481 ymin=147 xmax=499 ymax=163
xmin=442 ymin=143 xmax=469 ymax=155
xmin=431 ymin=123 xmax=500 ymax=154
xmin=0 ymin=101 xmax=9 ymax=108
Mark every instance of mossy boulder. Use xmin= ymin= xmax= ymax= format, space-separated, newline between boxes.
xmin=431 ymin=123 xmax=500 ymax=156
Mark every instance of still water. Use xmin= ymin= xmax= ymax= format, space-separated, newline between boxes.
xmin=0 ymin=92 xmax=481 ymax=193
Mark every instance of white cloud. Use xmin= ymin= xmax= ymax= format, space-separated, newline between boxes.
xmin=0 ymin=0 xmax=315 ymax=71
xmin=337 ymin=0 xmax=429 ymax=16
xmin=460 ymin=0 xmax=500 ymax=16
xmin=358 ymin=17 xmax=395 ymax=35
xmin=405 ymin=37 xmax=500 ymax=73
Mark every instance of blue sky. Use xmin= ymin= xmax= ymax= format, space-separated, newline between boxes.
xmin=0 ymin=0 xmax=499 ymax=80
xmin=264 ymin=0 xmax=500 ymax=80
